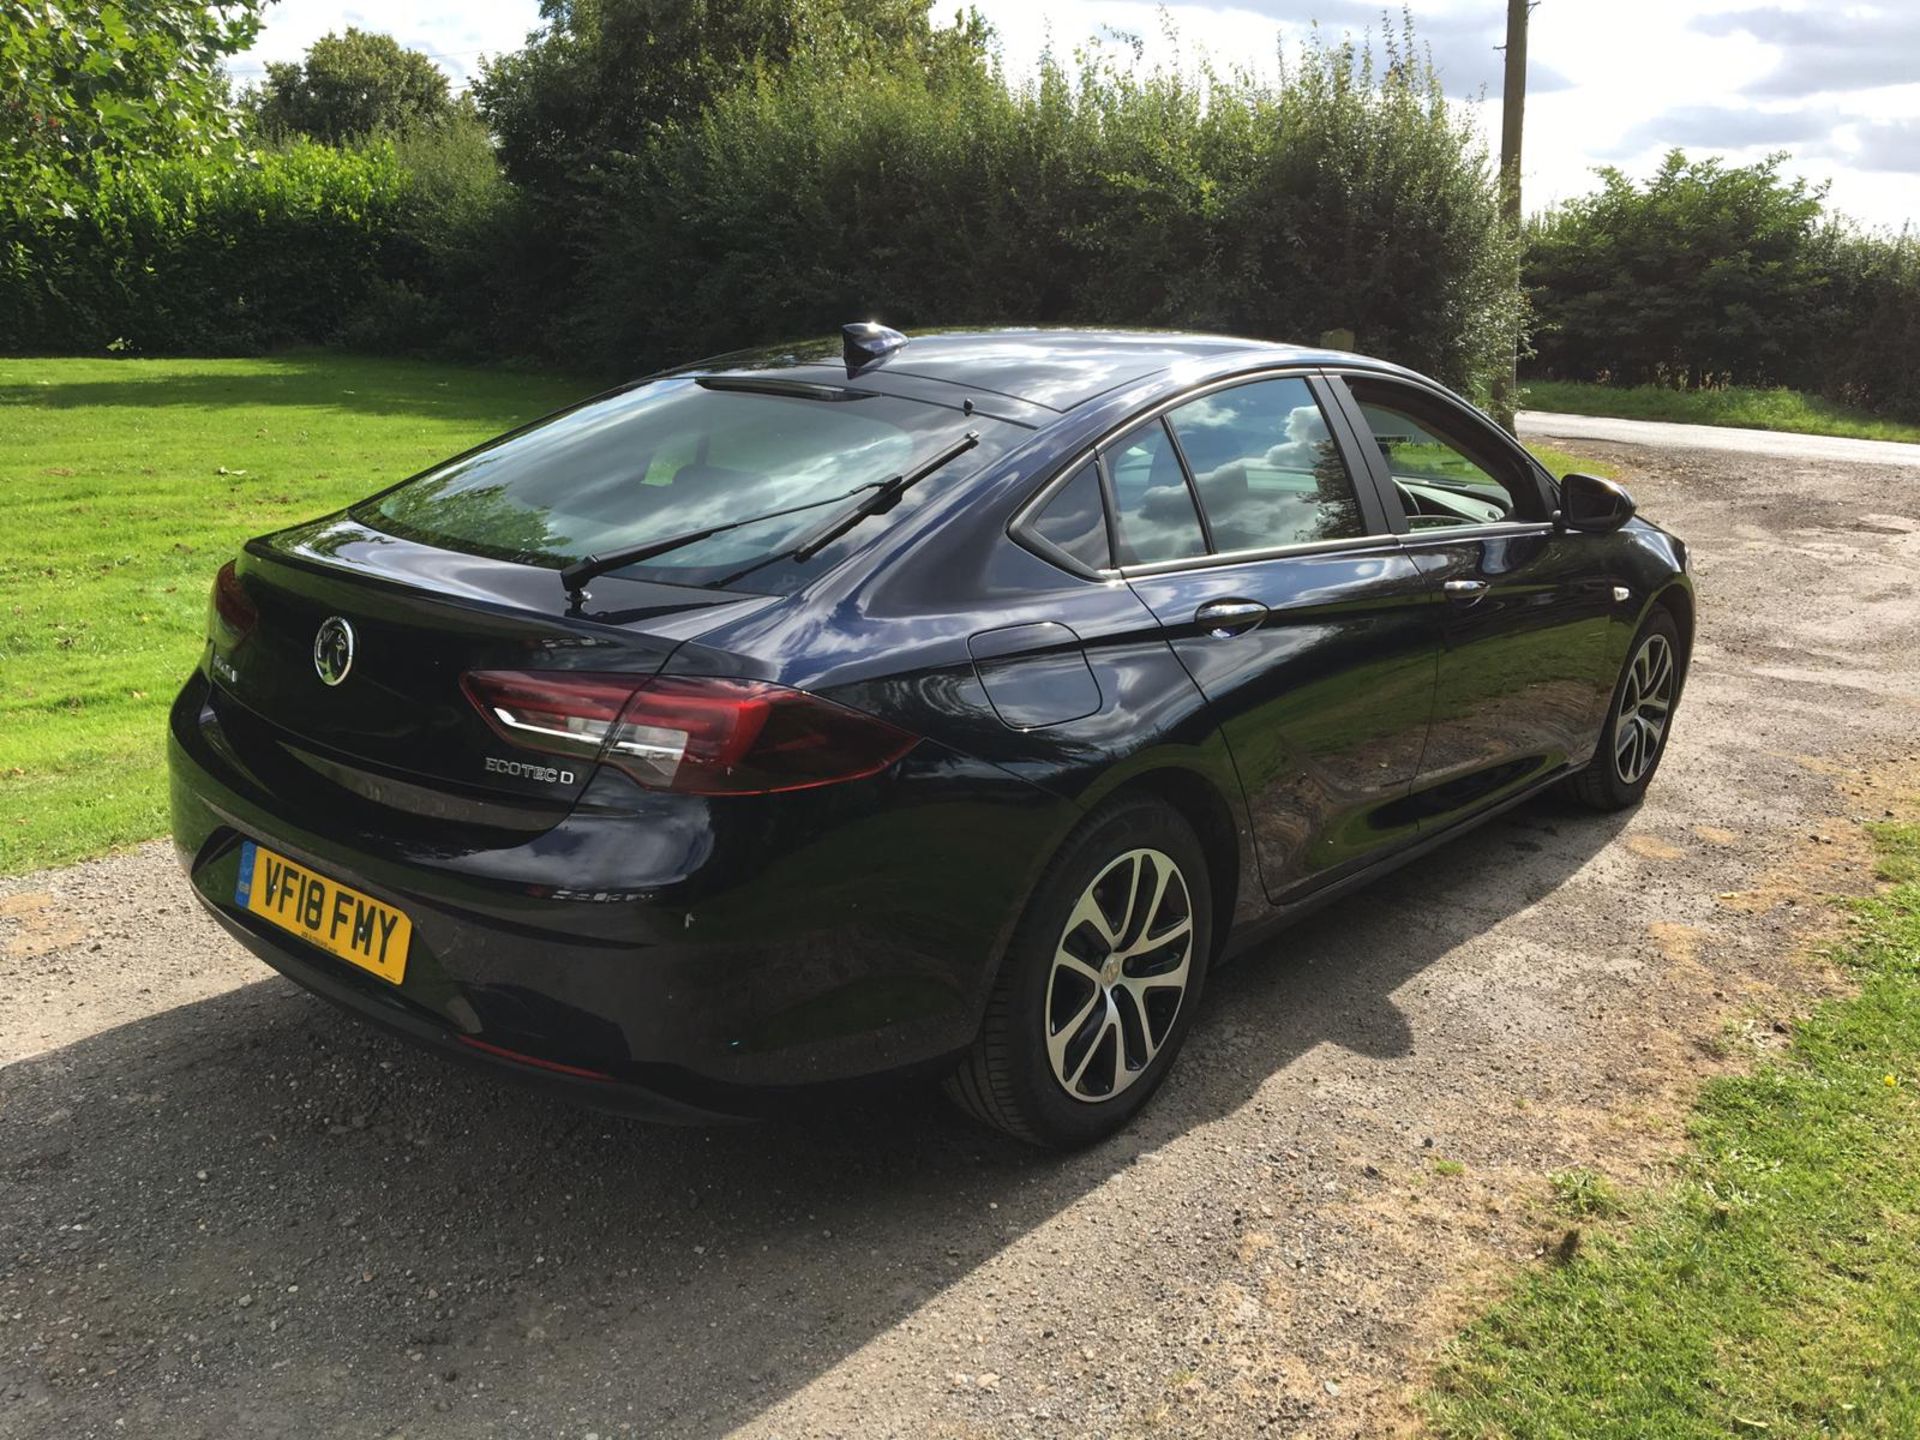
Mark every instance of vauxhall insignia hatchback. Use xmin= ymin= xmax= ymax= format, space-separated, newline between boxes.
xmin=170 ymin=326 xmax=1692 ymax=1147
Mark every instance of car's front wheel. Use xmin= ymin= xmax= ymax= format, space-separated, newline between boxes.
xmin=945 ymin=796 xmax=1212 ymax=1148
xmin=1569 ymin=607 xmax=1683 ymax=811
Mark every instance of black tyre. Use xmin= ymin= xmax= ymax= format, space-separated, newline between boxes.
xmin=1569 ymin=607 xmax=1683 ymax=812
xmin=945 ymin=796 xmax=1212 ymax=1148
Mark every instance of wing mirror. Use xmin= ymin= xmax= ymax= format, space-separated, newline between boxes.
xmin=1557 ymin=472 xmax=1636 ymax=533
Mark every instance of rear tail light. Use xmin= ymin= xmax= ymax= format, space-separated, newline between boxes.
xmin=210 ymin=560 xmax=257 ymax=643
xmin=461 ymin=671 xmax=918 ymax=795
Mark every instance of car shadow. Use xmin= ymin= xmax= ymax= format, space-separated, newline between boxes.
xmin=0 ymin=352 xmax=595 ymax=425
xmin=0 ymin=795 xmax=1629 ymax=1436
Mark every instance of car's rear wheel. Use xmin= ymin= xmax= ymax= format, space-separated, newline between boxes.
xmin=945 ymin=796 xmax=1211 ymax=1148
xmin=1569 ymin=607 xmax=1682 ymax=812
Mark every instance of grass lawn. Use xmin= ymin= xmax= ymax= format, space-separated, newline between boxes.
xmin=1425 ymin=817 xmax=1920 ymax=1438
xmin=1524 ymin=378 xmax=1920 ymax=445
xmin=1523 ymin=444 xmax=1614 ymax=482
xmin=0 ymin=352 xmax=1612 ymax=877
xmin=0 ymin=353 xmax=589 ymax=874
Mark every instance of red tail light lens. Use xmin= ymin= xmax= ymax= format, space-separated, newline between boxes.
xmin=461 ymin=671 xmax=918 ymax=795
xmin=210 ymin=560 xmax=257 ymax=642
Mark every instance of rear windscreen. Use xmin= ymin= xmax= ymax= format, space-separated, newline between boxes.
xmin=356 ymin=378 xmax=998 ymax=592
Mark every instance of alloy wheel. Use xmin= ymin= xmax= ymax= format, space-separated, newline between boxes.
xmin=1044 ymin=847 xmax=1195 ymax=1103
xmin=1614 ymin=632 xmax=1675 ymax=786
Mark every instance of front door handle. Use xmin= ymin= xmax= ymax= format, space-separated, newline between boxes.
xmin=1443 ymin=578 xmax=1490 ymax=605
xmin=1194 ymin=599 xmax=1269 ymax=637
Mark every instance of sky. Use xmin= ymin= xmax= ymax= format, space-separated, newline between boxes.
xmin=230 ymin=0 xmax=1920 ymax=231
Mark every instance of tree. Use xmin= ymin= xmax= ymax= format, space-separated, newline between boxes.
xmin=0 ymin=0 xmax=261 ymax=214
xmin=473 ymin=0 xmax=987 ymax=198
xmin=1527 ymin=151 xmax=1832 ymax=389
xmin=247 ymin=28 xmax=455 ymax=143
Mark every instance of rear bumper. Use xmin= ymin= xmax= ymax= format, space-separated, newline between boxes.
xmin=169 ymin=670 xmax=1073 ymax=1111
xmin=199 ymin=895 xmax=747 ymax=1122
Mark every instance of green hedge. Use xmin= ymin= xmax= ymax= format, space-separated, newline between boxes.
xmin=7 ymin=20 xmax=1915 ymax=425
xmin=579 ymin=38 xmax=1522 ymax=398
xmin=2 ymin=141 xmax=408 ymax=354
xmin=0 ymin=30 xmax=1524 ymax=401
xmin=1820 ymin=231 xmax=1920 ymax=422
xmin=1525 ymin=152 xmax=1920 ymax=422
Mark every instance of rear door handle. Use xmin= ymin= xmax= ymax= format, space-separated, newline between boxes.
xmin=1443 ymin=579 xmax=1490 ymax=605
xmin=1194 ymin=599 xmax=1269 ymax=637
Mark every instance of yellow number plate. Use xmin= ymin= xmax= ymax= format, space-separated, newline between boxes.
xmin=235 ymin=840 xmax=411 ymax=984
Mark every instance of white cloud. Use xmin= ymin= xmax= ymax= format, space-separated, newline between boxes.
xmin=230 ymin=0 xmax=541 ymax=88
xmin=964 ymin=0 xmax=1919 ymax=229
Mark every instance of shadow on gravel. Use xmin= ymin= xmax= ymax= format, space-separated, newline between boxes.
xmin=0 ymin=795 xmax=1627 ymax=1437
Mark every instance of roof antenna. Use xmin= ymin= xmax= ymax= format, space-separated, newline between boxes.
xmin=843 ymin=321 xmax=907 ymax=373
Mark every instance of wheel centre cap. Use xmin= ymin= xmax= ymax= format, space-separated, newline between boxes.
xmin=1099 ymin=954 xmax=1122 ymax=988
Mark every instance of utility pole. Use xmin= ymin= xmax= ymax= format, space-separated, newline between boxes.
xmin=1492 ymin=0 xmax=1530 ymax=429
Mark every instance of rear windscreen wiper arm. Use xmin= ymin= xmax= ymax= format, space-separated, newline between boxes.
xmin=560 ymin=481 xmax=881 ymax=602
xmin=783 ymin=431 xmax=980 ymax=565
xmin=560 ymin=430 xmax=980 ymax=602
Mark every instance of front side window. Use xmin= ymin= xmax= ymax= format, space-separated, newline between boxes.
xmin=1102 ymin=419 xmax=1208 ymax=565
xmin=1346 ymin=380 xmax=1536 ymax=529
xmin=358 ymin=378 xmax=997 ymax=592
xmin=1165 ymin=378 xmax=1365 ymax=552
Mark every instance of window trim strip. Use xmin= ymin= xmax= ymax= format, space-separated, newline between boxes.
xmin=1115 ymin=529 xmax=1408 ymax=579
xmin=1156 ymin=412 xmax=1218 ymax=555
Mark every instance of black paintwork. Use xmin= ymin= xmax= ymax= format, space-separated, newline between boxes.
xmin=169 ymin=329 xmax=1694 ymax=1118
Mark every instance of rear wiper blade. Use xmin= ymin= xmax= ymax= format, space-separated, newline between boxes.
xmin=560 ymin=481 xmax=882 ymax=602
xmin=784 ymin=430 xmax=980 ymax=565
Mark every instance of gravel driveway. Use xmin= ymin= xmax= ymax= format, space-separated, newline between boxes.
xmin=5 ymin=435 xmax=1920 ymax=1440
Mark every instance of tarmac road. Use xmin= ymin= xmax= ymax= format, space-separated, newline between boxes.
xmin=1518 ymin=409 xmax=1920 ymax=467
xmin=5 ymin=429 xmax=1920 ymax=1439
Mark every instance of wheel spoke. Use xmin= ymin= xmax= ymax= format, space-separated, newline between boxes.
xmin=1111 ymin=982 xmax=1150 ymax=1066
xmin=1065 ymin=998 xmax=1119 ymax=1094
xmin=1116 ymin=974 xmax=1181 ymax=1060
xmin=1131 ymin=856 xmax=1174 ymax=950
xmin=1645 ymin=639 xmax=1673 ymax=696
xmin=1047 ymin=986 xmax=1102 ymax=1074
xmin=1052 ymin=947 xmax=1104 ymax=989
xmin=1065 ymin=887 xmax=1120 ymax=951
xmin=1110 ymin=853 xmax=1145 ymax=950
xmin=1132 ymin=917 xmax=1192 ymax=968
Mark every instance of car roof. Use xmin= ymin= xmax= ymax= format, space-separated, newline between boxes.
xmin=667 ymin=327 xmax=1394 ymax=415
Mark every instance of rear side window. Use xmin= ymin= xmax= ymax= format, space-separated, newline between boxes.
xmin=357 ymin=377 xmax=994 ymax=593
xmin=1102 ymin=419 xmax=1208 ymax=564
xmin=1027 ymin=461 xmax=1111 ymax=569
xmin=1165 ymin=378 xmax=1365 ymax=552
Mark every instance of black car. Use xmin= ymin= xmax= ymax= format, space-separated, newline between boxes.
xmin=169 ymin=326 xmax=1692 ymax=1147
